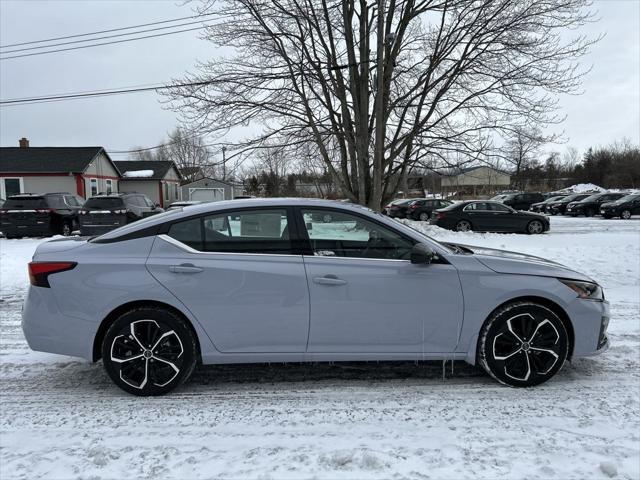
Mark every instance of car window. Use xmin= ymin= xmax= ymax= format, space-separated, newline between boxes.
xmin=83 ymin=197 xmax=124 ymax=209
xmin=488 ymin=203 xmax=511 ymax=212
xmin=45 ymin=196 xmax=66 ymax=208
xmin=301 ymin=208 xmax=414 ymax=260
xmin=64 ymin=195 xmax=81 ymax=207
xmin=3 ymin=197 xmax=46 ymax=209
xmin=142 ymin=196 xmax=155 ymax=207
xmin=167 ymin=209 xmax=292 ymax=254
xmin=463 ymin=202 xmax=490 ymax=211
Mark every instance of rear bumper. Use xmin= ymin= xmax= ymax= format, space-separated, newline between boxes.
xmin=1 ymin=225 xmax=55 ymax=237
xmin=22 ymin=286 xmax=96 ymax=360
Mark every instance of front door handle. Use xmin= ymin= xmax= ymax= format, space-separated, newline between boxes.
xmin=169 ymin=263 xmax=204 ymax=274
xmin=313 ymin=275 xmax=347 ymax=286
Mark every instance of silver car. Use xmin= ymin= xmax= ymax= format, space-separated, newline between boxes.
xmin=22 ymin=199 xmax=609 ymax=396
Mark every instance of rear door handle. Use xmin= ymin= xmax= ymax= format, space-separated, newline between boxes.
xmin=313 ymin=275 xmax=347 ymax=286
xmin=169 ymin=263 xmax=204 ymax=274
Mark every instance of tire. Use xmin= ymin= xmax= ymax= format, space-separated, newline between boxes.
xmin=455 ymin=220 xmax=472 ymax=232
xmin=61 ymin=221 xmax=72 ymax=237
xmin=419 ymin=212 xmax=430 ymax=221
xmin=478 ymin=302 xmax=569 ymax=387
xmin=527 ymin=220 xmax=544 ymax=235
xmin=621 ymin=209 xmax=632 ymax=220
xmin=101 ymin=307 xmax=198 ymax=396
xmin=585 ymin=208 xmax=595 ymax=217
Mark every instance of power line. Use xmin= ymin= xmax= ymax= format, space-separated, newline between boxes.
xmin=2 ymin=19 xmax=213 ymax=54
xmin=0 ymin=13 xmax=214 ymax=49
xmin=0 ymin=79 xmax=213 ymax=105
xmin=0 ymin=24 xmax=213 ymax=60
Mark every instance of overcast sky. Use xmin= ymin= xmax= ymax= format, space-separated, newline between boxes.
xmin=0 ymin=0 xmax=638 ymax=163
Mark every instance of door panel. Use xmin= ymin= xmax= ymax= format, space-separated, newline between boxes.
xmin=147 ymin=236 xmax=310 ymax=353
xmin=303 ymin=257 xmax=463 ymax=353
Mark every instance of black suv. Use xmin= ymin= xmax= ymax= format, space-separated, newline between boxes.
xmin=406 ymin=198 xmax=454 ymax=221
xmin=501 ymin=192 xmax=544 ymax=211
xmin=600 ymin=193 xmax=640 ymax=219
xmin=79 ymin=193 xmax=163 ymax=236
xmin=0 ymin=193 xmax=83 ymax=238
xmin=565 ymin=192 xmax=628 ymax=217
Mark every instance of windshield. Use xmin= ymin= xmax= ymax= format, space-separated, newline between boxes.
xmin=84 ymin=197 xmax=124 ymax=209
xmin=614 ymin=193 xmax=640 ymax=203
xmin=501 ymin=194 xmax=517 ymax=200
xmin=579 ymin=194 xmax=603 ymax=202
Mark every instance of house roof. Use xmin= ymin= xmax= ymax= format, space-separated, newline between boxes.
xmin=0 ymin=147 xmax=105 ymax=173
xmin=181 ymin=176 xmax=233 ymax=187
xmin=114 ymin=161 xmax=181 ymax=181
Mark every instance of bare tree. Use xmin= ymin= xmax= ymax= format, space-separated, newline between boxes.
xmin=500 ymin=126 xmax=547 ymax=189
xmin=168 ymin=0 xmax=596 ymax=209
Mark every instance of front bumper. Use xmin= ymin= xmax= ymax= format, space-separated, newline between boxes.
xmin=569 ymin=298 xmax=610 ymax=358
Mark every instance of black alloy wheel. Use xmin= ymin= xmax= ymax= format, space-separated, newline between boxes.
xmin=102 ymin=307 xmax=197 ymax=396
xmin=479 ymin=302 xmax=569 ymax=387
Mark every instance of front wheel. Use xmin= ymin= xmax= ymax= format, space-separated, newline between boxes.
xmin=527 ymin=220 xmax=544 ymax=234
xmin=455 ymin=220 xmax=472 ymax=232
xmin=101 ymin=307 xmax=198 ymax=396
xmin=419 ymin=212 xmax=430 ymax=221
xmin=478 ymin=302 xmax=569 ymax=387
xmin=621 ymin=209 xmax=632 ymax=220
xmin=61 ymin=221 xmax=72 ymax=236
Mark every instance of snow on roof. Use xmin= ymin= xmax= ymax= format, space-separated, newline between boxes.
xmin=122 ymin=169 xmax=154 ymax=178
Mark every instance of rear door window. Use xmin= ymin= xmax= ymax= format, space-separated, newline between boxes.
xmin=84 ymin=197 xmax=125 ymax=209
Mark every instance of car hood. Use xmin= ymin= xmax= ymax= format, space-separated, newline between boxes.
xmin=450 ymin=243 xmax=594 ymax=282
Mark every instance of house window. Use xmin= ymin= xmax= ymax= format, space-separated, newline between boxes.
xmin=173 ymin=183 xmax=179 ymax=200
xmin=164 ymin=183 xmax=170 ymax=201
xmin=2 ymin=177 xmax=23 ymax=198
xmin=106 ymin=179 xmax=113 ymax=194
xmin=90 ymin=178 xmax=98 ymax=196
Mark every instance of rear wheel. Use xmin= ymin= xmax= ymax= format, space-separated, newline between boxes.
xmin=527 ymin=220 xmax=544 ymax=234
xmin=621 ymin=209 xmax=632 ymax=220
xmin=61 ymin=221 xmax=72 ymax=236
xmin=478 ymin=302 xmax=569 ymax=387
xmin=101 ymin=307 xmax=198 ymax=396
xmin=419 ymin=212 xmax=430 ymax=221
xmin=455 ymin=220 xmax=472 ymax=232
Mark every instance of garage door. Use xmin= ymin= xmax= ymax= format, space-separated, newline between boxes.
xmin=189 ymin=188 xmax=224 ymax=202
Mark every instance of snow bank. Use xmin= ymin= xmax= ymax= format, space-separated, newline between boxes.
xmin=122 ymin=169 xmax=154 ymax=178
xmin=554 ymin=183 xmax=604 ymax=194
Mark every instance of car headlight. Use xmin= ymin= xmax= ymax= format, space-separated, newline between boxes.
xmin=559 ymin=279 xmax=604 ymax=301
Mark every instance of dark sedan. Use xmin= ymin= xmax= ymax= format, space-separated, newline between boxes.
xmin=547 ymin=193 xmax=590 ymax=215
xmin=600 ymin=193 xmax=640 ymax=219
xmin=530 ymin=195 xmax=567 ymax=213
xmin=565 ymin=192 xmax=628 ymax=217
xmin=406 ymin=198 xmax=453 ymax=221
xmin=384 ymin=198 xmax=417 ymax=218
xmin=431 ymin=201 xmax=549 ymax=234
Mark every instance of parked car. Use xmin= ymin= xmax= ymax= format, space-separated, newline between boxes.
xmin=79 ymin=193 xmax=163 ymax=236
xmin=384 ymin=198 xmax=416 ymax=218
xmin=500 ymin=192 xmax=544 ymax=211
xmin=600 ymin=193 xmax=640 ymax=219
xmin=565 ymin=192 xmax=628 ymax=217
xmin=167 ymin=201 xmax=202 ymax=211
xmin=547 ymin=193 xmax=591 ymax=215
xmin=529 ymin=195 xmax=567 ymax=213
xmin=22 ymin=198 xmax=608 ymax=395
xmin=406 ymin=198 xmax=454 ymax=221
xmin=431 ymin=200 xmax=549 ymax=234
xmin=0 ymin=193 xmax=83 ymax=238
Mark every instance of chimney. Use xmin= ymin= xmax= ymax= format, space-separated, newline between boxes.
xmin=19 ymin=137 xmax=29 ymax=149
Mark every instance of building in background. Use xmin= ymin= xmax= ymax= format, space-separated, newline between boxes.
xmin=114 ymin=161 xmax=182 ymax=208
xmin=180 ymin=177 xmax=241 ymax=202
xmin=0 ymin=138 xmax=119 ymax=199
xmin=440 ymin=166 xmax=511 ymax=198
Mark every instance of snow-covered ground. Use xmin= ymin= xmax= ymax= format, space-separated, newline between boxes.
xmin=1 ymin=216 xmax=638 ymax=479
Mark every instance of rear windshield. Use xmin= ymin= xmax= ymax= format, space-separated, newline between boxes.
xmin=615 ymin=193 xmax=640 ymax=203
xmin=84 ymin=197 xmax=124 ymax=209
xmin=3 ymin=197 xmax=46 ymax=209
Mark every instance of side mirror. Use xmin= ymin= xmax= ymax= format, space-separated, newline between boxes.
xmin=410 ymin=243 xmax=435 ymax=265
xmin=154 ymin=203 xmax=160 ymax=209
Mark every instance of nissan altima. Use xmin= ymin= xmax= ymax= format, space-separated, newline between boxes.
xmin=22 ymin=199 xmax=609 ymax=395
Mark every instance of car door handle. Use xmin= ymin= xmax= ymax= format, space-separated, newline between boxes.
xmin=169 ymin=264 xmax=204 ymax=274
xmin=313 ymin=275 xmax=347 ymax=286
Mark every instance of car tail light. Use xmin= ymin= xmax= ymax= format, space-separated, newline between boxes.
xmin=436 ymin=212 xmax=446 ymax=220
xmin=408 ymin=204 xmax=418 ymax=210
xmin=0 ymin=209 xmax=7 ymax=214
xmin=113 ymin=209 xmax=127 ymax=214
xmin=79 ymin=210 xmax=87 ymax=215
xmin=28 ymin=262 xmax=77 ymax=288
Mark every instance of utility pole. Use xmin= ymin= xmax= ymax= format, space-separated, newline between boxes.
xmin=222 ymin=146 xmax=227 ymax=181
xmin=372 ymin=0 xmax=385 ymax=210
